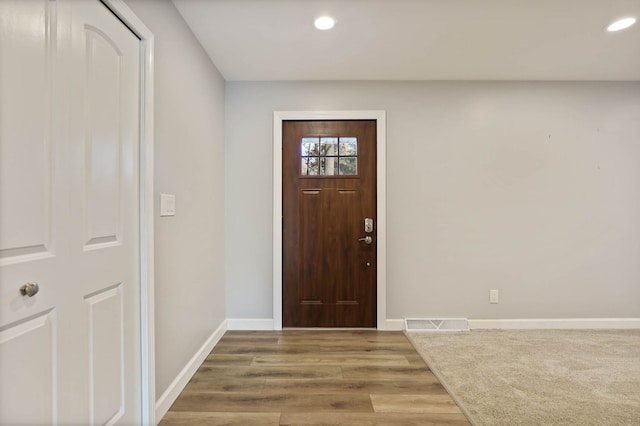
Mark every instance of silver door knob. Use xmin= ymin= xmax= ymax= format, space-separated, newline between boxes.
xmin=19 ymin=282 xmax=39 ymax=297
xmin=358 ymin=236 xmax=373 ymax=244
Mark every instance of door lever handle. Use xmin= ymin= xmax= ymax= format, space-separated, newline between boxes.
xmin=358 ymin=236 xmax=373 ymax=244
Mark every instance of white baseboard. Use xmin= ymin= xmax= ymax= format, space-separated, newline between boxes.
xmin=469 ymin=318 xmax=640 ymax=330
xmin=217 ymin=317 xmax=640 ymax=332
xmin=227 ymin=318 xmax=275 ymax=330
xmin=155 ymin=319 xmax=228 ymax=422
xmin=382 ymin=319 xmax=405 ymax=331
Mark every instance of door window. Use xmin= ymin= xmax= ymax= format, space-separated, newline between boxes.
xmin=301 ymin=136 xmax=358 ymax=176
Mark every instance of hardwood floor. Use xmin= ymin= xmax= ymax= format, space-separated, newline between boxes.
xmin=160 ymin=330 xmax=470 ymax=425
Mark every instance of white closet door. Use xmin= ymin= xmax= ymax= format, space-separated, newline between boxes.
xmin=0 ymin=0 xmax=141 ymax=424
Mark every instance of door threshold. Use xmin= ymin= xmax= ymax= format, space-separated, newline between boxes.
xmin=281 ymin=327 xmax=379 ymax=331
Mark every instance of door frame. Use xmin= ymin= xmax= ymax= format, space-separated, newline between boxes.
xmin=99 ymin=1 xmax=155 ymax=424
xmin=273 ymin=111 xmax=387 ymax=330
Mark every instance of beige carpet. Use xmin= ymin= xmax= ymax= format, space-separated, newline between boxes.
xmin=406 ymin=329 xmax=640 ymax=426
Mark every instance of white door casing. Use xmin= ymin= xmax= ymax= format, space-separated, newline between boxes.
xmin=272 ymin=111 xmax=387 ymax=330
xmin=0 ymin=1 xmax=149 ymax=424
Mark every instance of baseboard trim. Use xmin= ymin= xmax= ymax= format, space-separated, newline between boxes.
xmin=155 ymin=319 xmax=228 ymax=421
xmin=227 ymin=318 xmax=275 ymax=330
xmin=469 ymin=318 xmax=640 ymax=330
xmin=242 ymin=318 xmax=640 ymax=332
xmin=383 ymin=319 xmax=406 ymax=331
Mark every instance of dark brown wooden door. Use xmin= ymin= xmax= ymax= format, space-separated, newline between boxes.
xmin=283 ymin=120 xmax=376 ymax=327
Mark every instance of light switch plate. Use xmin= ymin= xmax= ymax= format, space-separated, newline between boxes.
xmin=160 ymin=194 xmax=175 ymax=216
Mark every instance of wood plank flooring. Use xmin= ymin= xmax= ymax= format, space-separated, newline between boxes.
xmin=160 ymin=330 xmax=470 ymax=425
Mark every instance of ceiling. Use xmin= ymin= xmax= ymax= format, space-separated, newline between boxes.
xmin=172 ymin=0 xmax=640 ymax=81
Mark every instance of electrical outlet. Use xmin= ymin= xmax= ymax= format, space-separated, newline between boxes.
xmin=489 ymin=289 xmax=499 ymax=304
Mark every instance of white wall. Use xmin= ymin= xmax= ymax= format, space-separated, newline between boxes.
xmin=226 ymin=81 xmax=640 ymax=321
xmin=124 ymin=0 xmax=226 ymax=398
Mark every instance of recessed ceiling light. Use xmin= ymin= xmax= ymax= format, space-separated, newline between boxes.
xmin=314 ymin=16 xmax=335 ymax=30
xmin=607 ymin=17 xmax=636 ymax=32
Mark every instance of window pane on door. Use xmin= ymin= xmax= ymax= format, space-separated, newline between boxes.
xmin=301 ymin=157 xmax=319 ymax=175
xmin=339 ymin=157 xmax=357 ymax=175
xmin=321 ymin=157 xmax=339 ymax=175
xmin=320 ymin=137 xmax=338 ymax=155
xmin=339 ymin=137 xmax=357 ymax=155
xmin=301 ymin=137 xmax=319 ymax=156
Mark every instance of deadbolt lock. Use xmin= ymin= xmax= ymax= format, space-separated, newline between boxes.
xmin=364 ymin=218 xmax=374 ymax=233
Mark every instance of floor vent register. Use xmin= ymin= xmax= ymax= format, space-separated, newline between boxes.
xmin=405 ymin=318 xmax=470 ymax=332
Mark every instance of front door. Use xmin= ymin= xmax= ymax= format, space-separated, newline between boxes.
xmin=0 ymin=1 xmax=141 ymax=424
xmin=283 ymin=120 xmax=376 ymax=327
